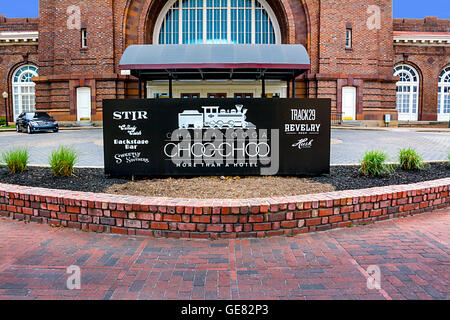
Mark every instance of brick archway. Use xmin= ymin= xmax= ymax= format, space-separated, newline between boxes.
xmin=7 ymin=60 xmax=39 ymax=122
xmin=123 ymin=0 xmax=309 ymax=47
xmin=394 ymin=61 xmax=424 ymax=121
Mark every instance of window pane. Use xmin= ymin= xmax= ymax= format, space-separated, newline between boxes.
xmin=221 ymin=9 xmax=227 ymax=41
xmin=12 ymin=65 xmax=38 ymax=118
xmin=158 ymin=0 xmax=276 ymax=44
xmin=444 ymin=95 xmax=450 ymax=113
xmin=159 ymin=0 xmax=277 ymax=44
xmin=438 ymin=93 xmax=441 ymax=114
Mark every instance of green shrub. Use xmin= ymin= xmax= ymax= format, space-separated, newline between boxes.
xmin=0 ymin=117 xmax=5 ymax=126
xmin=360 ymin=150 xmax=392 ymax=177
xmin=1 ymin=148 xmax=29 ymax=173
xmin=49 ymin=146 xmax=78 ymax=176
xmin=398 ymin=148 xmax=424 ymax=170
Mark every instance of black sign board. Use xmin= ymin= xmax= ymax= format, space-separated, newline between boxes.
xmin=103 ymin=98 xmax=330 ymax=176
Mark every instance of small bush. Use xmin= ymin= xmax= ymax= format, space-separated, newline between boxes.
xmin=0 ymin=117 xmax=6 ymax=126
xmin=360 ymin=150 xmax=392 ymax=177
xmin=1 ymin=148 xmax=29 ymax=173
xmin=399 ymin=148 xmax=424 ymax=170
xmin=49 ymin=146 xmax=78 ymax=176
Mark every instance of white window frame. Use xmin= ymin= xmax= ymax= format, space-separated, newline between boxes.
xmin=81 ymin=28 xmax=87 ymax=48
xmin=345 ymin=28 xmax=352 ymax=48
xmin=12 ymin=65 xmax=38 ymax=120
xmin=438 ymin=66 xmax=450 ymax=121
xmin=394 ymin=64 xmax=420 ymax=121
xmin=153 ymin=0 xmax=281 ymax=44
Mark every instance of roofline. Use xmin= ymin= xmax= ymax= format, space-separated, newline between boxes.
xmin=119 ymin=63 xmax=310 ymax=70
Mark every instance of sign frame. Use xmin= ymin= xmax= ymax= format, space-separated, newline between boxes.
xmin=102 ymin=98 xmax=331 ymax=177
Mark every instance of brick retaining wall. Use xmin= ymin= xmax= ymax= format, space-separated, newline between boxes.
xmin=1 ymin=179 xmax=449 ymax=239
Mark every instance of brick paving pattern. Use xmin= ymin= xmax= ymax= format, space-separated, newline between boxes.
xmin=1 ymin=129 xmax=449 ymax=166
xmin=0 ymin=209 xmax=448 ymax=300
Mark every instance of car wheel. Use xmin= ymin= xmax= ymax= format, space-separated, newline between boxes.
xmin=53 ymin=128 xmax=59 ymax=133
xmin=27 ymin=125 xmax=32 ymax=134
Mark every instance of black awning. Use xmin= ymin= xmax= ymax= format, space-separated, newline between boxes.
xmin=119 ymin=44 xmax=310 ymax=81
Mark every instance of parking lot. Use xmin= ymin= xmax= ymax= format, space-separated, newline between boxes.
xmin=0 ymin=128 xmax=449 ymax=167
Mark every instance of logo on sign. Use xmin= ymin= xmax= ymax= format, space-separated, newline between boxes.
xmin=163 ymin=104 xmax=279 ymax=175
xmin=292 ymin=138 xmax=314 ymax=149
xmin=178 ymin=105 xmax=256 ymax=129
xmin=118 ymin=124 xmax=142 ymax=136
xmin=113 ymin=111 xmax=148 ymax=121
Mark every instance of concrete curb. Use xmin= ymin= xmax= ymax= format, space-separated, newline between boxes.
xmin=331 ymin=126 xmax=450 ymax=133
xmin=2 ymin=126 xmax=449 ymax=133
xmin=0 ymin=127 xmax=103 ymax=132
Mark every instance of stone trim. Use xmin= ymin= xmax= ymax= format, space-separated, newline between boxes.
xmin=1 ymin=178 xmax=449 ymax=239
xmin=394 ymin=31 xmax=450 ymax=45
xmin=0 ymin=31 xmax=38 ymax=44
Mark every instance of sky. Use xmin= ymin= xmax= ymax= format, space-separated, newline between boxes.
xmin=0 ymin=0 xmax=449 ymax=19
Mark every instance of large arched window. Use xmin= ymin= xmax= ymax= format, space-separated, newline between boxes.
xmin=154 ymin=0 xmax=281 ymax=45
xmin=394 ymin=65 xmax=419 ymax=121
xmin=12 ymin=65 xmax=38 ymax=119
xmin=438 ymin=66 xmax=450 ymax=121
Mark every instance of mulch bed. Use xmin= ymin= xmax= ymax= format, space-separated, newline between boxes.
xmin=0 ymin=163 xmax=448 ymax=199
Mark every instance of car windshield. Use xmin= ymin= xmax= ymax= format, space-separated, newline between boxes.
xmin=25 ymin=112 xmax=51 ymax=119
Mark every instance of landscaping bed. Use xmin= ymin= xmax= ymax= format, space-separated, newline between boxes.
xmin=0 ymin=163 xmax=448 ymax=199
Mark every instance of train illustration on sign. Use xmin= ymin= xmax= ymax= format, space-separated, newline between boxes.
xmin=178 ymin=105 xmax=256 ymax=129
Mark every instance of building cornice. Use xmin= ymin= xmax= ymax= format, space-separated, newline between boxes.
xmin=393 ymin=31 xmax=450 ymax=46
xmin=0 ymin=31 xmax=38 ymax=45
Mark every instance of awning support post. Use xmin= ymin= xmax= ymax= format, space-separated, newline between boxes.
xmin=292 ymin=77 xmax=296 ymax=98
xmin=261 ymin=77 xmax=266 ymax=98
xmin=287 ymin=80 xmax=290 ymax=99
xmin=169 ymin=76 xmax=173 ymax=98
xmin=138 ymin=76 xmax=142 ymax=99
xmin=143 ymin=78 xmax=147 ymax=99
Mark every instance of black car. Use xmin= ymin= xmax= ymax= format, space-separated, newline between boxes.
xmin=16 ymin=112 xmax=59 ymax=134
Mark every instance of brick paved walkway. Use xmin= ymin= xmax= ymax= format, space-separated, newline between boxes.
xmin=0 ymin=209 xmax=448 ymax=300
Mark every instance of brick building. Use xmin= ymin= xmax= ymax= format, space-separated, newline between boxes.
xmin=0 ymin=0 xmax=449 ymax=126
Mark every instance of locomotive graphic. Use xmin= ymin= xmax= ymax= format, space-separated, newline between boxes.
xmin=178 ymin=105 xmax=255 ymax=129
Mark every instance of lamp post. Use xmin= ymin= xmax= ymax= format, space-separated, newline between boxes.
xmin=2 ymin=91 xmax=8 ymax=127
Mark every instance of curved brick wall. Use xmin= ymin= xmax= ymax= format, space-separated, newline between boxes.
xmin=1 ymin=178 xmax=449 ymax=239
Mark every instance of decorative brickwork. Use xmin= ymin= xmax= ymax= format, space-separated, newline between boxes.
xmin=1 ymin=178 xmax=448 ymax=239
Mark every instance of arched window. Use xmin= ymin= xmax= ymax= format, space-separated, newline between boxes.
xmin=154 ymin=0 xmax=281 ymax=45
xmin=438 ymin=67 xmax=450 ymax=121
xmin=12 ymin=65 xmax=38 ymax=119
xmin=394 ymin=65 xmax=419 ymax=121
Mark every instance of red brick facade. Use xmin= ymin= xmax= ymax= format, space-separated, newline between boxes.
xmin=393 ymin=17 xmax=450 ymax=121
xmin=0 ymin=16 xmax=38 ymax=119
xmin=0 ymin=1 xmax=449 ymax=123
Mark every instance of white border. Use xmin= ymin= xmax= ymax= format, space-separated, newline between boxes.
xmin=438 ymin=67 xmax=450 ymax=121
xmin=394 ymin=64 xmax=420 ymax=121
xmin=11 ymin=65 xmax=39 ymax=119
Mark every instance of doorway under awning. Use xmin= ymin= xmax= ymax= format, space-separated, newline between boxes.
xmin=119 ymin=44 xmax=310 ymax=98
